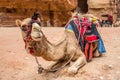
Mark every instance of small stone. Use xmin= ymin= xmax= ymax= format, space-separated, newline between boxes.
xmin=102 ymin=64 xmax=113 ymax=70
xmin=100 ymin=76 xmax=104 ymax=80
xmin=108 ymin=65 xmax=113 ymax=69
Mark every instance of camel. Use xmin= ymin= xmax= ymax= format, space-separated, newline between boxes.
xmin=16 ymin=18 xmax=87 ymax=74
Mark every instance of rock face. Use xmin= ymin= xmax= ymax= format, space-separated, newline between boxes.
xmin=0 ymin=0 xmax=118 ymax=27
xmin=0 ymin=0 xmax=77 ymax=27
xmin=88 ymin=0 xmax=113 ymax=20
xmin=88 ymin=0 xmax=110 ymax=8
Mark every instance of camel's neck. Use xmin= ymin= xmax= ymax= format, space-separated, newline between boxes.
xmin=36 ymin=35 xmax=66 ymax=61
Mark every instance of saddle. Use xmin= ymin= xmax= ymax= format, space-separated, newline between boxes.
xmin=85 ymin=28 xmax=99 ymax=43
xmin=84 ymin=25 xmax=99 ymax=61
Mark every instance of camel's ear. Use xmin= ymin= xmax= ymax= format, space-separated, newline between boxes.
xmin=16 ymin=19 xmax=22 ymax=27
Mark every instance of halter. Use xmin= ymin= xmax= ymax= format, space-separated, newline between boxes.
xmin=34 ymin=30 xmax=81 ymax=74
xmin=22 ymin=22 xmax=42 ymax=55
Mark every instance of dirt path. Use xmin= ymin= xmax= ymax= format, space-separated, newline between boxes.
xmin=0 ymin=27 xmax=120 ymax=80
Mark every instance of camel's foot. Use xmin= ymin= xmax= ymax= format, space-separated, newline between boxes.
xmin=67 ymin=67 xmax=78 ymax=74
xmin=67 ymin=62 xmax=86 ymax=74
xmin=67 ymin=57 xmax=86 ymax=74
xmin=45 ymin=61 xmax=58 ymax=70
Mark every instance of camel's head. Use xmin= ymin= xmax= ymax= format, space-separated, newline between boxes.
xmin=16 ymin=18 xmax=43 ymax=41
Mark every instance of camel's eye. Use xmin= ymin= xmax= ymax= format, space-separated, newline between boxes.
xmin=21 ymin=25 xmax=27 ymax=31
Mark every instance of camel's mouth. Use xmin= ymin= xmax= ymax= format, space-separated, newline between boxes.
xmin=31 ymin=33 xmax=42 ymax=41
xmin=31 ymin=32 xmax=41 ymax=38
xmin=31 ymin=23 xmax=42 ymax=41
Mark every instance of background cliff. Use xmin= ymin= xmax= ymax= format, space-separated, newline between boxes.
xmin=0 ymin=0 xmax=77 ymax=27
xmin=0 ymin=0 xmax=119 ymax=27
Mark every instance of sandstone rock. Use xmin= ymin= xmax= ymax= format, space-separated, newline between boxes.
xmin=88 ymin=0 xmax=110 ymax=9
xmin=0 ymin=0 xmax=118 ymax=27
xmin=0 ymin=0 xmax=77 ymax=27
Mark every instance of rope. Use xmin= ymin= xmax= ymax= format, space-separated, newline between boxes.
xmin=35 ymin=56 xmax=44 ymax=74
xmin=35 ymin=56 xmax=41 ymax=67
xmin=34 ymin=18 xmax=81 ymax=73
xmin=35 ymin=29 xmax=81 ymax=73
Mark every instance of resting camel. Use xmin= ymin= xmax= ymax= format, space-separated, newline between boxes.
xmin=16 ymin=15 xmax=102 ymax=74
xmin=16 ymin=18 xmax=87 ymax=74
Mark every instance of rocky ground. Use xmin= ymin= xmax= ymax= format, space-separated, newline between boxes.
xmin=0 ymin=27 xmax=120 ymax=80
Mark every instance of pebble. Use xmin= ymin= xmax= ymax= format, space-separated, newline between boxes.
xmin=100 ymin=76 xmax=104 ymax=80
xmin=108 ymin=65 xmax=113 ymax=69
xmin=103 ymin=64 xmax=113 ymax=70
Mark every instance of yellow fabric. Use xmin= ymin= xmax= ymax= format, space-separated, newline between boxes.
xmin=66 ymin=29 xmax=74 ymax=33
xmin=92 ymin=18 xmax=97 ymax=22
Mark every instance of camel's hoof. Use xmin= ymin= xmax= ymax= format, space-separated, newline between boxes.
xmin=67 ymin=67 xmax=78 ymax=74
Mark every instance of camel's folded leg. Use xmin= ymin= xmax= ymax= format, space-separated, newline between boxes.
xmin=93 ymin=42 xmax=101 ymax=57
xmin=45 ymin=61 xmax=59 ymax=70
xmin=67 ymin=56 xmax=87 ymax=74
xmin=94 ymin=49 xmax=100 ymax=57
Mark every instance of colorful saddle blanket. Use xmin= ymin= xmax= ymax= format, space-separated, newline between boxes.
xmin=66 ymin=17 xmax=106 ymax=55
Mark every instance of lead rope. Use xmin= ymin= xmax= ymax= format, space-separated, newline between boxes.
xmin=35 ymin=17 xmax=81 ymax=73
xmin=35 ymin=56 xmax=44 ymax=74
xmin=35 ymin=30 xmax=81 ymax=73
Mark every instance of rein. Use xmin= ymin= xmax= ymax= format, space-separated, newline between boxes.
xmin=22 ymin=19 xmax=81 ymax=73
xmin=35 ymin=29 xmax=81 ymax=73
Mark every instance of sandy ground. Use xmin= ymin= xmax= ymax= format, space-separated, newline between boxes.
xmin=0 ymin=27 xmax=120 ymax=80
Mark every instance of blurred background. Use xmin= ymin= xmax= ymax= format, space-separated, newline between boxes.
xmin=0 ymin=0 xmax=120 ymax=27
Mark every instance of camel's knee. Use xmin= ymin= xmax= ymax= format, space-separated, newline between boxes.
xmin=92 ymin=42 xmax=98 ymax=51
xmin=45 ymin=61 xmax=58 ymax=70
xmin=94 ymin=50 xmax=102 ymax=57
xmin=92 ymin=42 xmax=100 ymax=57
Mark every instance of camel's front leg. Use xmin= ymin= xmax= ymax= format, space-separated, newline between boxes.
xmin=93 ymin=41 xmax=100 ymax=57
xmin=45 ymin=61 xmax=59 ymax=70
xmin=67 ymin=55 xmax=86 ymax=74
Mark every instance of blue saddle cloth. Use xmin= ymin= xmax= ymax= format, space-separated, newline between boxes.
xmin=91 ymin=24 xmax=106 ymax=54
xmin=98 ymin=36 xmax=106 ymax=53
xmin=66 ymin=21 xmax=106 ymax=54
